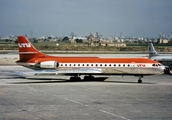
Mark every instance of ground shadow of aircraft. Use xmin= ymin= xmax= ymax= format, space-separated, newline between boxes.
xmin=9 ymin=77 xmax=109 ymax=84
xmin=8 ymin=77 xmax=155 ymax=84
xmin=104 ymin=80 xmax=156 ymax=84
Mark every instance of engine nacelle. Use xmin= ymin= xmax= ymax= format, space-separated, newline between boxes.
xmin=35 ymin=61 xmax=59 ymax=69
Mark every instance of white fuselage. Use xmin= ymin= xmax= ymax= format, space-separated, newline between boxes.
xmin=16 ymin=61 xmax=165 ymax=75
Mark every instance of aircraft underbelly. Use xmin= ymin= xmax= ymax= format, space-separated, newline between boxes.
xmin=101 ymin=67 xmax=161 ymax=75
xmin=57 ymin=67 xmax=163 ymax=75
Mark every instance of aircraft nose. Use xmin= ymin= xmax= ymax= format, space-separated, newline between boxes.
xmin=157 ymin=65 xmax=166 ymax=74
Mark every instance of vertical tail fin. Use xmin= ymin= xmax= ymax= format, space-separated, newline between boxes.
xmin=17 ymin=36 xmax=45 ymax=61
xmin=148 ymin=41 xmax=158 ymax=58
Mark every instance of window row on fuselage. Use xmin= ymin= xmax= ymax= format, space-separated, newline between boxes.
xmin=59 ymin=63 xmax=162 ymax=68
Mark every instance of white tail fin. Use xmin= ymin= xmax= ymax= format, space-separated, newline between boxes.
xmin=148 ymin=41 xmax=158 ymax=58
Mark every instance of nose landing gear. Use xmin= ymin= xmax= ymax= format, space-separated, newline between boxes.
xmin=138 ymin=75 xmax=143 ymax=83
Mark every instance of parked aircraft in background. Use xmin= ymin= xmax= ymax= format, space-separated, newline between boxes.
xmin=148 ymin=42 xmax=172 ymax=74
xmin=16 ymin=36 xmax=165 ymax=83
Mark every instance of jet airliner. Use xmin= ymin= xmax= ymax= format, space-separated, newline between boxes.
xmin=148 ymin=42 xmax=172 ymax=73
xmin=16 ymin=36 xmax=165 ymax=83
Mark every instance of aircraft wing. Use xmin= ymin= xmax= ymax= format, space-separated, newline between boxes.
xmin=15 ymin=68 xmax=102 ymax=77
xmin=56 ymin=68 xmax=102 ymax=74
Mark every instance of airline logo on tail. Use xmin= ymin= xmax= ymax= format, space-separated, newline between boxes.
xmin=18 ymin=43 xmax=31 ymax=48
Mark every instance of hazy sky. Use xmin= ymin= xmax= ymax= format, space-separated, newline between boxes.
xmin=0 ymin=0 xmax=172 ymax=38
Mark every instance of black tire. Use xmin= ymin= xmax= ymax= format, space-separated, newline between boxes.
xmin=138 ymin=79 xmax=142 ymax=83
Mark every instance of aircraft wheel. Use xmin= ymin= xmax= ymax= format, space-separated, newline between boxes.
xmin=138 ymin=79 xmax=142 ymax=83
xmin=76 ymin=77 xmax=81 ymax=81
xmin=90 ymin=76 xmax=94 ymax=79
xmin=70 ymin=77 xmax=81 ymax=81
xmin=70 ymin=77 xmax=75 ymax=81
xmin=84 ymin=75 xmax=94 ymax=81
xmin=84 ymin=76 xmax=89 ymax=80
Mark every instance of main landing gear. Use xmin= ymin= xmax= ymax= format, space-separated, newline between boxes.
xmin=69 ymin=75 xmax=95 ymax=81
xmin=84 ymin=75 xmax=94 ymax=81
xmin=138 ymin=75 xmax=143 ymax=83
xmin=70 ymin=76 xmax=81 ymax=81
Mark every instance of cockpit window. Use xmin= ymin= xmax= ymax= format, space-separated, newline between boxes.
xmin=152 ymin=64 xmax=160 ymax=67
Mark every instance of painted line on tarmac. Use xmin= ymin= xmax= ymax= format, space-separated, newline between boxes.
xmin=63 ymin=96 xmax=130 ymax=120
xmin=1 ymin=78 xmax=130 ymax=120
xmin=25 ymin=85 xmax=131 ymax=120
xmin=99 ymin=109 xmax=130 ymax=120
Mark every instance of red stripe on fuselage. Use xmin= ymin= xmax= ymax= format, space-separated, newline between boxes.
xmin=18 ymin=56 xmax=158 ymax=64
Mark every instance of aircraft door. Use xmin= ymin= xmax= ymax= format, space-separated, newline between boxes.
xmin=131 ymin=62 xmax=135 ymax=67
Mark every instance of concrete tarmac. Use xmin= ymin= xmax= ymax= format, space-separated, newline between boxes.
xmin=0 ymin=66 xmax=172 ymax=120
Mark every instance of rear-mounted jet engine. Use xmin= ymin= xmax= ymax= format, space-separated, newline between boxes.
xmin=35 ymin=61 xmax=59 ymax=69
